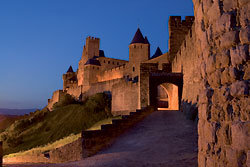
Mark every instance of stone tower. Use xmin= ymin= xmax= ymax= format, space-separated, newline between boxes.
xmin=78 ymin=37 xmax=100 ymax=86
xmin=168 ymin=16 xmax=194 ymax=61
xmin=129 ymin=28 xmax=150 ymax=78
xmin=62 ymin=66 xmax=77 ymax=91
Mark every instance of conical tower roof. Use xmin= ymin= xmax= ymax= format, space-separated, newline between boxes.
xmin=144 ymin=36 xmax=150 ymax=44
xmin=130 ymin=28 xmax=145 ymax=44
xmin=151 ymin=47 xmax=163 ymax=59
xmin=67 ymin=66 xmax=74 ymax=73
xmin=84 ymin=59 xmax=101 ymax=66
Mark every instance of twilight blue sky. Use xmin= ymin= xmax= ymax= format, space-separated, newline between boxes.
xmin=0 ymin=0 xmax=193 ymax=109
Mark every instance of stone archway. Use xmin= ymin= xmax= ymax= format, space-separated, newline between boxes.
xmin=157 ymin=84 xmax=169 ymax=109
xmin=157 ymin=83 xmax=179 ymax=110
xmin=148 ymin=72 xmax=183 ymax=110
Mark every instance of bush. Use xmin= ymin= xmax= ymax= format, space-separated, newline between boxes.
xmin=52 ymin=94 xmax=78 ymax=110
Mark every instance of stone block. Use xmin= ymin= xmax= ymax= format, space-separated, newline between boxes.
xmin=204 ymin=122 xmax=216 ymax=143
xmin=238 ymin=0 xmax=250 ymax=7
xmin=221 ymin=67 xmax=237 ymax=84
xmin=206 ymin=157 xmax=215 ymax=167
xmin=202 ymin=0 xmax=213 ymax=13
xmin=222 ymin=0 xmax=238 ymax=12
xmin=215 ymin=13 xmax=232 ymax=36
xmin=206 ymin=55 xmax=216 ymax=74
xmin=198 ymin=153 xmax=206 ymax=167
xmin=215 ymin=50 xmax=230 ymax=68
xmin=225 ymin=147 xmax=238 ymax=167
xmin=230 ymin=81 xmax=249 ymax=97
xmin=244 ymin=62 xmax=250 ymax=80
xmin=211 ymin=105 xmax=224 ymax=122
xmin=199 ymin=103 xmax=210 ymax=120
xmin=220 ymin=31 xmax=237 ymax=49
xmin=231 ymin=121 xmax=250 ymax=150
xmin=240 ymin=27 xmax=250 ymax=44
xmin=207 ymin=70 xmax=222 ymax=88
xmin=200 ymin=62 xmax=207 ymax=78
xmin=199 ymin=88 xmax=213 ymax=104
xmin=206 ymin=1 xmax=221 ymax=24
xmin=231 ymin=45 xmax=248 ymax=67
xmin=240 ymin=4 xmax=250 ymax=28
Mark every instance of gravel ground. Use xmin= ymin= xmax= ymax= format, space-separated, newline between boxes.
xmin=4 ymin=110 xmax=198 ymax=167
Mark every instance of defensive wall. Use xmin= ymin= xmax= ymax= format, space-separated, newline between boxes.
xmin=97 ymin=64 xmax=127 ymax=82
xmin=47 ymin=90 xmax=66 ymax=111
xmin=171 ymin=0 xmax=250 ymax=166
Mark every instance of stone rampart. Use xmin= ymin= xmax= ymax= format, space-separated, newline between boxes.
xmin=171 ymin=1 xmax=250 ymax=166
xmin=97 ymin=64 xmax=126 ymax=82
xmin=82 ymin=78 xmax=124 ymax=97
xmin=47 ymin=90 xmax=66 ymax=111
xmin=112 ymin=80 xmax=139 ymax=116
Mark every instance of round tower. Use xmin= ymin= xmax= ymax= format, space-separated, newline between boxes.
xmin=129 ymin=28 xmax=150 ymax=78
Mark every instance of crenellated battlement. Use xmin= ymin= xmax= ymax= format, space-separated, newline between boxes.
xmin=168 ymin=16 xmax=195 ymax=61
xmin=168 ymin=16 xmax=194 ymax=28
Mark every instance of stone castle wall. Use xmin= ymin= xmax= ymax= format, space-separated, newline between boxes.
xmin=172 ymin=23 xmax=201 ymax=117
xmin=47 ymin=90 xmax=66 ymax=111
xmin=171 ymin=0 xmax=250 ymax=166
xmin=97 ymin=64 xmax=126 ymax=82
xmin=112 ymin=81 xmax=139 ymax=116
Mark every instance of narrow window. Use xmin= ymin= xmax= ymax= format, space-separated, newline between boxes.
xmin=133 ymin=67 xmax=135 ymax=72
xmin=108 ymin=61 xmax=110 ymax=64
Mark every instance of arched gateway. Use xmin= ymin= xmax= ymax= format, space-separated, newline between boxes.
xmin=149 ymin=72 xmax=183 ymax=110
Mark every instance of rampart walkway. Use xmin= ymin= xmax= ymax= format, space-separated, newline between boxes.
xmin=5 ymin=110 xmax=198 ymax=167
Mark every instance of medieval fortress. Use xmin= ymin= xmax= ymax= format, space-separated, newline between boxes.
xmin=46 ymin=0 xmax=250 ymax=166
xmin=47 ymin=16 xmax=194 ymax=115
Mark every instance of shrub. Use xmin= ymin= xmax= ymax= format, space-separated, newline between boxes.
xmin=52 ymin=94 xmax=78 ymax=110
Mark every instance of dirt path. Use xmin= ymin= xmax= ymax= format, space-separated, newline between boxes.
xmin=4 ymin=110 xmax=198 ymax=167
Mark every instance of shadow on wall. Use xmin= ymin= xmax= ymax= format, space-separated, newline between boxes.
xmin=181 ymin=100 xmax=198 ymax=122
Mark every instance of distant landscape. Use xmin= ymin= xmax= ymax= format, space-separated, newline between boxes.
xmin=0 ymin=108 xmax=37 ymax=131
xmin=0 ymin=108 xmax=37 ymax=116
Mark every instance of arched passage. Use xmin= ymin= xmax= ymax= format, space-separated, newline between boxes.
xmin=156 ymin=83 xmax=179 ymax=110
xmin=149 ymin=72 xmax=183 ymax=111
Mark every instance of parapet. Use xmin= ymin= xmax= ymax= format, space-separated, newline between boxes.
xmin=86 ymin=36 xmax=100 ymax=42
xmin=168 ymin=16 xmax=195 ymax=61
xmin=169 ymin=16 xmax=195 ymax=29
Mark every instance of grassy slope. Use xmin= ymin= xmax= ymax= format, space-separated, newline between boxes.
xmin=5 ymin=116 xmax=122 ymax=158
xmin=0 ymin=93 xmax=111 ymax=155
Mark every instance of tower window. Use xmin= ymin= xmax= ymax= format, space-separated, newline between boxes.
xmin=133 ymin=67 xmax=135 ymax=72
xmin=104 ymin=60 xmax=105 ymax=63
